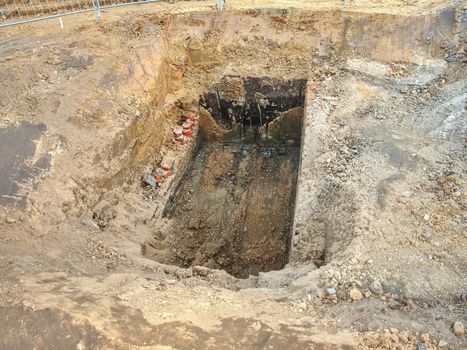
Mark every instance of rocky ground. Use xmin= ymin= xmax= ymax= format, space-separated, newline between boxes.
xmin=0 ymin=1 xmax=466 ymax=349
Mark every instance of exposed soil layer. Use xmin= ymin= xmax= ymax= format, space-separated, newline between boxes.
xmin=0 ymin=122 xmax=49 ymax=208
xmin=146 ymin=141 xmax=300 ymax=278
xmin=200 ymin=76 xmax=307 ymax=128
xmin=144 ymin=76 xmax=305 ymax=278
xmin=0 ymin=3 xmax=465 ymax=350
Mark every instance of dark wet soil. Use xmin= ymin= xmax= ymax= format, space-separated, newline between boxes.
xmin=0 ymin=122 xmax=49 ymax=207
xmin=0 ymin=305 xmax=107 ymax=350
xmin=0 ymin=304 xmax=345 ymax=350
xmin=145 ymin=141 xmax=301 ymax=278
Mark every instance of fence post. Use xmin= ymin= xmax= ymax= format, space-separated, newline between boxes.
xmin=92 ymin=0 xmax=101 ymax=22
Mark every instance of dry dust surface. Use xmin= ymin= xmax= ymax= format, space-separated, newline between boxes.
xmin=0 ymin=0 xmax=466 ymax=349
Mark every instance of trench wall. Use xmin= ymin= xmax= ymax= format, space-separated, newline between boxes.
xmin=102 ymin=8 xmax=460 ymax=190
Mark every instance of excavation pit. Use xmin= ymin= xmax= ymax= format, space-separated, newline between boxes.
xmin=144 ymin=76 xmax=307 ymax=278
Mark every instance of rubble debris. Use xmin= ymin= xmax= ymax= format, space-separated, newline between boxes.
xmin=143 ymin=173 xmax=157 ymax=188
xmin=182 ymin=120 xmax=193 ymax=130
xmin=92 ymin=204 xmax=116 ymax=230
xmin=183 ymin=114 xmax=197 ymax=121
xmin=173 ymin=126 xmax=183 ymax=137
xmin=416 ymin=343 xmax=428 ymax=350
xmin=452 ymin=321 xmax=464 ymax=336
xmin=154 ymin=168 xmax=167 ymax=185
xmin=182 ymin=120 xmax=194 ymax=137
xmin=437 ymin=176 xmax=447 ymax=185
xmin=160 ymin=157 xmax=175 ymax=171
xmin=446 ymin=174 xmax=458 ymax=183
xmin=141 ymin=114 xmax=199 ymax=191
xmin=438 ymin=340 xmax=448 ymax=348
xmin=349 ymin=288 xmax=363 ymax=301
xmin=369 ymin=279 xmax=384 ymax=295
xmin=172 ymin=114 xmax=198 ymax=144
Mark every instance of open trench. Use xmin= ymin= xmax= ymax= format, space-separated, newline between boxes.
xmin=78 ymin=8 xmax=463 ymax=283
xmin=0 ymin=6 xmax=466 ymax=349
xmin=143 ymin=76 xmax=306 ymax=278
xmin=0 ymin=0 xmax=466 ymax=348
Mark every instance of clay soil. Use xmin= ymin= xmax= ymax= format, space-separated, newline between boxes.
xmin=0 ymin=1 xmax=466 ymax=349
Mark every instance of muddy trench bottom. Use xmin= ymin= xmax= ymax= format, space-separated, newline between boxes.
xmin=146 ymin=139 xmax=300 ymax=278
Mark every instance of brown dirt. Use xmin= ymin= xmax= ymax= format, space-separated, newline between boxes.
xmin=0 ymin=2 xmax=465 ymax=350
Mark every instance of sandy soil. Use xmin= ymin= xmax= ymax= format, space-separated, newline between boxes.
xmin=0 ymin=1 xmax=465 ymax=349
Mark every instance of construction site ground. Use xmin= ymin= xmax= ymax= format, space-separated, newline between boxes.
xmin=0 ymin=0 xmax=466 ymax=349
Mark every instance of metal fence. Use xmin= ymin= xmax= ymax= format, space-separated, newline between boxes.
xmin=0 ymin=0 xmax=160 ymax=28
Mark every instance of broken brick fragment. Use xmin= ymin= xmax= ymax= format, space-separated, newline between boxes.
xmin=161 ymin=157 xmax=175 ymax=171
xmin=182 ymin=120 xmax=193 ymax=130
xmin=173 ymin=126 xmax=183 ymax=136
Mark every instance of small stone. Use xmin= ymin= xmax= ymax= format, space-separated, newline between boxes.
xmin=364 ymin=336 xmax=380 ymax=348
xmin=452 ymin=321 xmax=464 ymax=336
xmin=93 ymin=205 xmax=116 ymax=230
xmin=187 ymin=218 xmax=201 ymax=230
xmin=421 ymin=229 xmax=433 ymax=240
xmin=438 ymin=340 xmax=448 ymax=348
xmin=369 ymin=280 xmax=384 ymax=295
xmin=445 ymin=54 xmax=461 ymax=62
xmin=106 ymin=261 xmax=117 ymax=270
xmin=398 ymin=196 xmax=408 ymax=204
xmin=87 ymin=220 xmax=99 ymax=230
xmin=420 ymin=333 xmax=429 ymax=342
xmin=364 ymin=290 xmax=373 ymax=298
xmin=437 ymin=176 xmax=447 ymax=185
xmin=405 ymin=299 xmax=416 ymax=309
xmin=193 ymin=265 xmax=211 ymax=277
xmin=416 ymin=343 xmax=427 ymax=350
xmin=446 ymin=174 xmax=458 ymax=183
xmin=401 ymin=191 xmax=412 ymax=198
xmin=388 ymin=299 xmax=400 ymax=309
xmin=398 ymin=333 xmax=408 ymax=343
xmin=349 ymin=288 xmax=363 ymax=301
xmin=5 ymin=218 xmax=16 ymax=224
xmin=326 ymin=287 xmax=336 ymax=296
xmin=173 ymin=126 xmax=183 ymax=136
